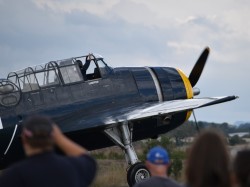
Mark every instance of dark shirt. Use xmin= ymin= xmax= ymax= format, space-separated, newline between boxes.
xmin=0 ymin=152 xmax=96 ymax=187
xmin=133 ymin=176 xmax=182 ymax=187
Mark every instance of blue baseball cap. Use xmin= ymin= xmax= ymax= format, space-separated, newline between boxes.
xmin=147 ymin=146 xmax=170 ymax=165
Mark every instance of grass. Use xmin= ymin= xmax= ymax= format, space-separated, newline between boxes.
xmin=91 ymin=160 xmax=128 ymax=187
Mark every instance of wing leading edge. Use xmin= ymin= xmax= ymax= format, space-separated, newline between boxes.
xmin=103 ymin=96 xmax=238 ymax=124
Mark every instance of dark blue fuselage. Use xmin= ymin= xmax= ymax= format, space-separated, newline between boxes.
xmin=0 ymin=66 xmax=189 ymax=169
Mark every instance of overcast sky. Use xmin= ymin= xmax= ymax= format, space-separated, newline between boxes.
xmin=0 ymin=0 xmax=249 ymax=125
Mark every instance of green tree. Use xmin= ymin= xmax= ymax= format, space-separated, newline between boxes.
xmin=228 ymin=135 xmax=246 ymax=145
xmin=168 ymin=149 xmax=185 ymax=178
xmin=166 ymin=121 xmax=197 ymax=146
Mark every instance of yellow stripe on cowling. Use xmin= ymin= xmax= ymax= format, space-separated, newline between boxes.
xmin=176 ymin=69 xmax=193 ymax=121
xmin=176 ymin=69 xmax=193 ymax=99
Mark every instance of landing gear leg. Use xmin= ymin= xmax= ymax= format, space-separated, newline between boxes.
xmin=104 ymin=121 xmax=150 ymax=186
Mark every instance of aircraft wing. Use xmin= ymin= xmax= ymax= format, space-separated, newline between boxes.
xmin=103 ymin=96 xmax=237 ymax=124
xmin=60 ymin=95 xmax=237 ymax=132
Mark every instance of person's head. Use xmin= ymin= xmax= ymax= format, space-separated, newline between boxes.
xmin=21 ymin=115 xmax=54 ymax=154
xmin=233 ymin=149 xmax=250 ymax=187
xmin=146 ymin=146 xmax=170 ymax=177
xmin=185 ymin=128 xmax=231 ymax=187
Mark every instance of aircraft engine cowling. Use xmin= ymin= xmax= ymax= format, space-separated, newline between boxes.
xmin=149 ymin=67 xmax=193 ymax=121
xmin=150 ymin=67 xmax=193 ymax=101
xmin=131 ymin=66 xmax=193 ymax=123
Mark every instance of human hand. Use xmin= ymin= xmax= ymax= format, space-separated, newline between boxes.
xmin=52 ymin=124 xmax=87 ymax=156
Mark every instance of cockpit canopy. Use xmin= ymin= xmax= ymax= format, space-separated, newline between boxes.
xmin=7 ymin=54 xmax=112 ymax=93
xmin=0 ymin=54 xmax=111 ymax=107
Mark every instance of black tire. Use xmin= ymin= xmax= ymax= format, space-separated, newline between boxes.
xmin=127 ymin=162 xmax=151 ymax=186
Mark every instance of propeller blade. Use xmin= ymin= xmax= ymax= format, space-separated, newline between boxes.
xmin=189 ymin=47 xmax=210 ymax=87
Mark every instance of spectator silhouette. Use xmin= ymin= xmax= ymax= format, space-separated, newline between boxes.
xmin=0 ymin=115 xmax=97 ymax=187
xmin=133 ymin=146 xmax=182 ymax=187
xmin=184 ymin=129 xmax=231 ymax=187
xmin=232 ymin=149 xmax=250 ymax=187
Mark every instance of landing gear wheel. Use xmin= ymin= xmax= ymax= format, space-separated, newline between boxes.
xmin=127 ymin=162 xmax=150 ymax=186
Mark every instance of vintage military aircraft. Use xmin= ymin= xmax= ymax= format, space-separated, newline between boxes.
xmin=0 ymin=47 xmax=237 ymax=186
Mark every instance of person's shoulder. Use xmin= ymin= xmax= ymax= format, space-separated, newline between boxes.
xmin=0 ymin=161 xmax=26 ymax=186
xmin=66 ymin=154 xmax=97 ymax=185
xmin=68 ymin=154 xmax=96 ymax=172
xmin=6 ymin=158 xmax=30 ymax=171
xmin=138 ymin=176 xmax=182 ymax=187
xmin=68 ymin=154 xmax=96 ymax=163
xmin=166 ymin=178 xmax=183 ymax=187
xmin=156 ymin=177 xmax=182 ymax=187
xmin=133 ymin=177 xmax=163 ymax=187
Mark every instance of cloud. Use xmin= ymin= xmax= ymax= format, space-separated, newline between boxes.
xmin=167 ymin=42 xmax=202 ymax=52
xmin=33 ymin=0 xmax=119 ymax=16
